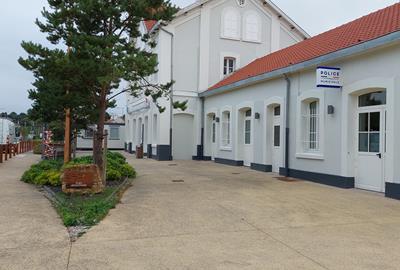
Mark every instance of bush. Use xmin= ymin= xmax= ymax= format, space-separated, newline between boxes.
xmin=121 ymin=163 xmax=136 ymax=178
xmin=106 ymin=169 xmax=122 ymax=181
xmin=21 ymin=159 xmax=63 ymax=185
xmin=21 ymin=151 xmax=136 ymax=187
xmin=34 ymin=170 xmax=61 ymax=186
xmin=33 ymin=140 xmax=42 ymax=155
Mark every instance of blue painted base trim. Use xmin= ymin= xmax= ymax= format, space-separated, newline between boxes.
xmin=385 ymin=183 xmax=400 ymax=200
xmin=279 ymin=167 xmax=355 ymax=189
xmin=251 ymin=163 xmax=272 ymax=172
xmin=155 ymin=145 xmax=172 ymax=161
xmin=192 ymin=155 xmax=212 ymax=161
xmin=215 ymin=158 xmax=244 ymax=167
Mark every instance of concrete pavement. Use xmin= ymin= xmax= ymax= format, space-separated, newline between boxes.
xmin=0 ymin=153 xmax=70 ymax=270
xmin=2 ymin=153 xmax=400 ymax=269
xmin=69 ymin=156 xmax=400 ymax=270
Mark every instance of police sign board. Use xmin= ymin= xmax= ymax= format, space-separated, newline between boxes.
xmin=316 ymin=67 xmax=342 ymax=88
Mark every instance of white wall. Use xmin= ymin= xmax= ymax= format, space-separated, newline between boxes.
xmin=203 ymin=43 xmax=400 ymax=186
xmin=77 ymin=124 xmax=126 ymax=150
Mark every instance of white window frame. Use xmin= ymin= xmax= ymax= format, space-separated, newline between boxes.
xmin=244 ymin=109 xmax=252 ymax=145
xmin=221 ymin=7 xmax=241 ymax=40
xmin=220 ymin=110 xmax=232 ymax=149
xmin=242 ymin=11 xmax=261 ymax=43
xmin=220 ymin=52 xmax=240 ymax=79
xmin=223 ymin=57 xmax=236 ymax=77
xmin=152 ymin=114 xmax=158 ymax=144
xmin=296 ymin=89 xmax=325 ymax=160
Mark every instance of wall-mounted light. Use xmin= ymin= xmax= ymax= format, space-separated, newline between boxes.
xmin=327 ymin=105 xmax=335 ymax=115
xmin=254 ymin=113 xmax=261 ymax=120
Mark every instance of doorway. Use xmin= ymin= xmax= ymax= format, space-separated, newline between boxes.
xmin=271 ymin=105 xmax=282 ymax=173
xmin=355 ymin=91 xmax=386 ymax=192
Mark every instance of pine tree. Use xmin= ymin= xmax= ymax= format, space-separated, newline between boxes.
xmin=20 ymin=0 xmax=180 ymax=178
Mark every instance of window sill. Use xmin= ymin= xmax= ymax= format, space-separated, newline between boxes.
xmin=220 ymin=36 xmax=240 ymax=42
xmin=220 ymin=146 xmax=233 ymax=151
xmin=296 ymin=153 xmax=324 ymax=160
xmin=242 ymin=38 xmax=262 ymax=44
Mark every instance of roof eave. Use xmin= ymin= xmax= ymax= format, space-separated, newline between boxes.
xmin=200 ymin=30 xmax=400 ymax=98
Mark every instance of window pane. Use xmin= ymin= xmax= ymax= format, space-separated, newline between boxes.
xmin=358 ymin=133 xmax=368 ymax=152
xmin=245 ymin=109 xmax=252 ymax=117
xmin=358 ymin=113 xmax=368 ymax=132
xmin=274 ymin=106 xmax=280 ymax=116
xmin=359 ymin=91 xmax=386 ymax=107
xmin=369 ymin=133 xmax=380 ymax=153
xmin=245 ymin=119 xmax=251 ymax=144
xmin=110 ymin=127 xmax=119 ymax=140
xmin=369 ymin=112 xmax=380 ymax=132
xmin=212 ymin=123 xmax=216 ymax=143
xmin=274 ymin=125 xmax=280 ymax=147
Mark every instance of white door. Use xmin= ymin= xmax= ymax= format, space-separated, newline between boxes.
xmin=356 ymin=108 xmax=386 ymax=192
xmin=211 ymin=119 xmax=217 ymax=160
xmin=272 ymin=106 xmax=281 ymax=173
xmin=243 ymin=109 xmax=252 ymax=166
xmin=173 ymin=114 xmax=194 ymax=160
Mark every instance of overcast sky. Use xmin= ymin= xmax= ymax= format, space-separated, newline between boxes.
xmin=0 ymin=0 xmax=397 ymax=114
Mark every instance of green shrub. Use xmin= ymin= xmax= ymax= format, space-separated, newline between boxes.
xmin=121 ymin=163 xmax=136 ymax=178
xmin=34 ymin=170 xmax=61 ymax=186
xmin=33 ymin=140 xmax=42 ymax=155
xmin=107 ymin=169 xmax=122 ymax=181
xmin=21 ymin=159 xmax=63 ymax=185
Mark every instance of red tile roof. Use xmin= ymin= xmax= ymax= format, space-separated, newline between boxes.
xmin=144 ymin=20 xmax=157 ymax=32
xmin=209 ymin=3 xmax=400 ymax=91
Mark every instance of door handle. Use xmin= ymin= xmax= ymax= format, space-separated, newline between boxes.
xmin=377 ymin=153 xmax=382 ymax=159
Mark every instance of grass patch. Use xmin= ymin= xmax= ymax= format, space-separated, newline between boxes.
xmin=54 ymin=186 xmax=122 ymax=227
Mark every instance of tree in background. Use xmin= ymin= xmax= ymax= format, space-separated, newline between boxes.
xmin=19 ymin=0 xmax=186 ymax=179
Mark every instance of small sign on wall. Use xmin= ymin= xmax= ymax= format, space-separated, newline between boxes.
xmin=316 ymin=67 xmax=342 ymax=88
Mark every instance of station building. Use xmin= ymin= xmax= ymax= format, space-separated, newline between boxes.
xmin=126 ymin=3 xmax=400 ymax=199
xmin=200 ymin=3 xmax=400 ymax=199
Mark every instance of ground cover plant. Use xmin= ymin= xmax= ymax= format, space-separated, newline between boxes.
xmin=21 ymin=151 xmax=136 ymax=237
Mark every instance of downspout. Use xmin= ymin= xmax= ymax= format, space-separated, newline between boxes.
xmin=284 ymin=74 xmax=291 ymax=177
xmin=200 ymin=96 xmax=205 ymax=159
xmin=160 ymin=27 xmax=174 ymax=161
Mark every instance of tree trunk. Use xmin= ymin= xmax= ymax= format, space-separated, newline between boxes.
xmin=93 ymin=87 xmax=107 ymax=181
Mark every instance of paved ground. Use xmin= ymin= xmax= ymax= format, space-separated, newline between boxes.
xmin=69 ymin=156 xmax=400 ymax=270
xmin=0 ymin=153 xmax=70 ymax=270
xmin=3 ymin=153 xmax=400 ymax=269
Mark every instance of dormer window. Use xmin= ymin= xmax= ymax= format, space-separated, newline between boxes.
xmin=223 ymin=57 xmax=236 ymax=76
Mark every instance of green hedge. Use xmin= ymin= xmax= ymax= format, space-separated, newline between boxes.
xmin=21 ymin=159 xmax=63 ymax=186
xmin=21 ymin=151 xmax=136 ymax=187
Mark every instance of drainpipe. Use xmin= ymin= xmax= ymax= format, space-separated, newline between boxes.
xmin=160 ymin=27 xmax=174 ymax=161
xmin=200 ymin=96 xmax=205 ymax=159
xmin=284 ymin=74 xmax=291 ymax=177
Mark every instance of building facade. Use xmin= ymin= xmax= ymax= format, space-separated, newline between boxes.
xmin=124 ymin=0 xmax=308 ymax=160
xmin=200 ymin=3 xmax=400 ymax=198
xmin=78 ymin=120 xmax=126 ymax=151
xmin=0 ymin=118 xmax=16 ymax=144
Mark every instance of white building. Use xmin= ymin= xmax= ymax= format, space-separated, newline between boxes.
xmin=0 ymin=118 xmax=16 ymax=144
xmin=125 ymin=0 xmax=309 ymax=160
xmin=77 ymin=118 xmax=126 ymax=150
xmin=200 ymin=3 xmax=400 ymax=199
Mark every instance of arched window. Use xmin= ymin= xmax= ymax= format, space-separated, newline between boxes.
xmin=301 ymin=100 xmax=320 ymax=152
xmin=243 ymin=12 xmax=261 ymax=42
xmin=221 ymin=8 xmax=240 ymax=40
